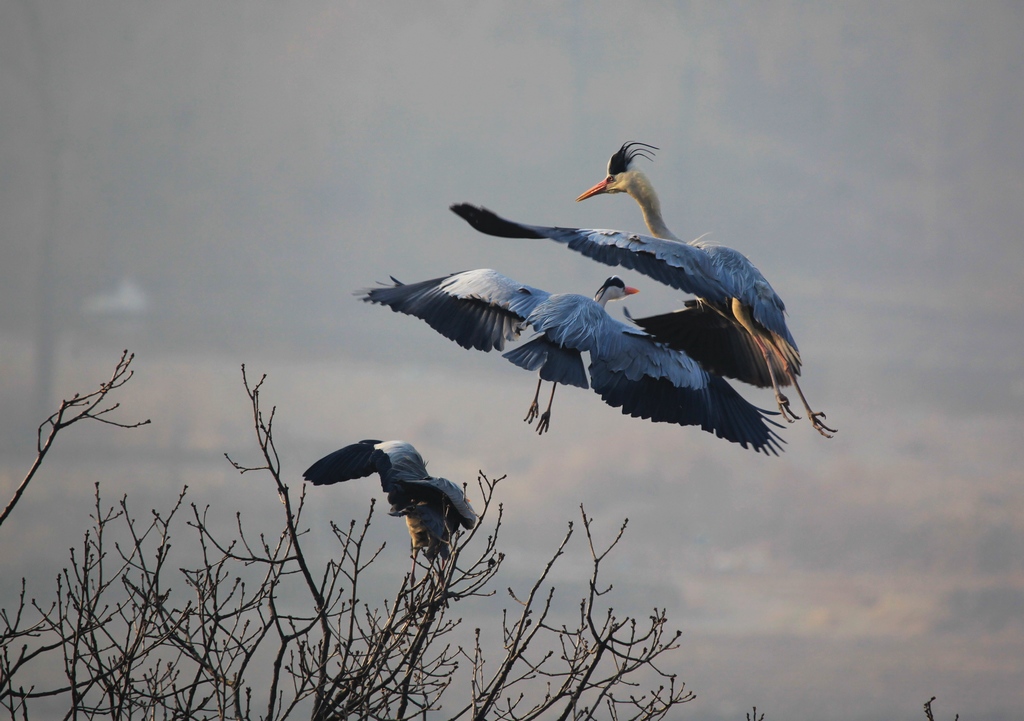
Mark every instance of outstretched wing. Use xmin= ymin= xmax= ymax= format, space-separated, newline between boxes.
xmin=451 ymin=204 xmax=798 ymax=353
xmin=450 ymin=204 xmax=728 ymax=302
xmin=303 ymin=439 xmax=431 ymax=493
xmin=586 ymin=319 xmax=785 ymax=455
xmin=303 ymin=438 xmax=386 ymax=487
xmin=629 ymin=301 xmax=789 ymax=387
xmin=360 ymin=268 xmax=551 ymax=352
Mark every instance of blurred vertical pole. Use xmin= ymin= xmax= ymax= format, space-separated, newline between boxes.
xmin=22 ymin=1 xmax=61 ymax=422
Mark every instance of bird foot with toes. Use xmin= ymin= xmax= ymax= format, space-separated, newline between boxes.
xmin=809 ymin=411 xmax=836 ymax=438
xmin=775 ymin=393 xmax=800 ymax=423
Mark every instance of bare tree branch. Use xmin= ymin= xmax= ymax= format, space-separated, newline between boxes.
xmin=1 ymin=350 xmax=150 ymax=530
xmin=924 ymin=696 xmax=959 ymax=721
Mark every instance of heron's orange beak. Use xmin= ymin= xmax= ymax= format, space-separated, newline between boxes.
xmin=624 ymin=286 xmax=640 ymax=296
xmin=575 ymin=178 xmax=609 ymax=202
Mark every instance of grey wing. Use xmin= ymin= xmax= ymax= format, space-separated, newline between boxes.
xmin=360 ymin=268 xmax=551 ymax=352
xmin=588 ymin=320 xmax=785 ymax=455
xmin=303 ymin=438 xmax=385 ymax=487
xmin=697 ymin=243 xmax=796 ymax=349
xmin=303 ymin=439 xmax=431 ymax=494
xmin=450 ymin=204 xmax=729 ymax=302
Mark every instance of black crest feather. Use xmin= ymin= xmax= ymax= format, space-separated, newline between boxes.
xmin=607 ymin=141 xmax=659 ymax=175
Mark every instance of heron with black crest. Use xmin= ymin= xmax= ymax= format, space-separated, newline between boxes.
xmin=450 ymin=142 xmax=835 ymax=438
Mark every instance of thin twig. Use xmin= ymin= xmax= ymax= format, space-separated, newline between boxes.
xmin=1 ymin=350 xmax=149 ymax=529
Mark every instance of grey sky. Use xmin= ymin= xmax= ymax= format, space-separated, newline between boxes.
xmin=2 ymin=2 xmax=1023 ymax=719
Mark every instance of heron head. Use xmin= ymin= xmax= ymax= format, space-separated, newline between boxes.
xmin=576 ymin=141 xmax=658 ymax=202
xmin=594 ymin=276 xmax=640 ymax=306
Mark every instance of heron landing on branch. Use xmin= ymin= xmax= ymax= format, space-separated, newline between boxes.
xmin=304 ymin=439 xmax=477 ymax=577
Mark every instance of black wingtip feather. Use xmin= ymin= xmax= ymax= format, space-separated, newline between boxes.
xmin=450 ymin=203 xmax=546 ymax=239
xmin=704 ymin=375 xmax=786 ymax=456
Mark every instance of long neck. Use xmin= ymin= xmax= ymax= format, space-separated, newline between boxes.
xmin=625 ymin=171 xmax=680 ymax=241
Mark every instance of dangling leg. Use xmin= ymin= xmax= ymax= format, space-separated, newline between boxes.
xmin=760 ymin=325 xmax=835 ymax=437
xmin=753 ymin=334 xmax=800 ymax=423
xmin=535 ymin=383 xmax=557 ymax=435
xmin=524 ymin=378 xmax=543 ymax=424
xmin=789 ymin=374 xmax=836 ymax=437
xmin=732 ymin=298 xmax=799 ymax=423
xmin=757 ymin=319 xmax=836 ymax=437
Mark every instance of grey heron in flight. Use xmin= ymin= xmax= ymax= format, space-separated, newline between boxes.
xmin=304 ymin=439 xmax=477 ymax=572
xmin=449 ymin=142 xmax=835 ymax=438
xmin=361 ymin=269 xmax=784 ymax=455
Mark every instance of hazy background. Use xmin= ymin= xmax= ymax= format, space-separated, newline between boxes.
xmin=2 ymin=2 xmax=1023 ymax=720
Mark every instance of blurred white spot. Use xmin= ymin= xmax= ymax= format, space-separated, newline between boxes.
xmin=82 ymin=278 xmax=150 ymax=319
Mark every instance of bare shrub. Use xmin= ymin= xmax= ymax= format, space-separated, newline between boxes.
xmin=1 ymin=357 xmax=693 ymax=720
